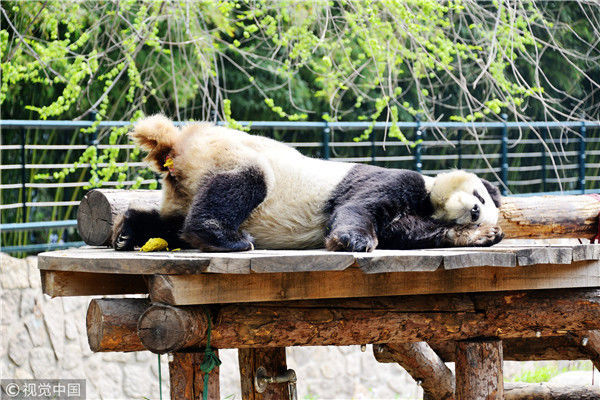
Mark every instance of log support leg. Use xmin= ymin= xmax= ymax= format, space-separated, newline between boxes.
xmin=239 ymin=347 xmax=289 ymax=400
xmin=169 ymin=351 xmax=220 ymax=400
xmin=455 ymin=339 xmax=503 ymax=400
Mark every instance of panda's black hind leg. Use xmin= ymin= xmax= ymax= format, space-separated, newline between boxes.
xmin=181 ymin=166 xmax=267 ymax=252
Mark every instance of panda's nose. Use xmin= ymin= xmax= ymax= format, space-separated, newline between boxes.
xmin=471 ymin=204 xmax=480 ymax=221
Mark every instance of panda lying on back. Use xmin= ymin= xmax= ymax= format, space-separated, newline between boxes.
xmin=113 ymin=115 xmax=503 ymax=252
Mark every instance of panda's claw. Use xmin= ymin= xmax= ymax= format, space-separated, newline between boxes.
xmin=326 ymin=228 xmax=378 ymax=252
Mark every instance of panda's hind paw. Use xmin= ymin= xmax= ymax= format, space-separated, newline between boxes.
xmin=112 ymin=215 xmax=135 ymax=251
xmin=326 ymin=228 xmax=378 ymax=252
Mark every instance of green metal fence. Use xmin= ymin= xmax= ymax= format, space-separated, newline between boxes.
xmin=2 ymin=119 xmax=600 ymax=253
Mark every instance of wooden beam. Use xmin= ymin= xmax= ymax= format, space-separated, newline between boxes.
xmin=379 ymin=342 xmax=454 ymax=400
xmin=499 ymin=195 xmax=600 ymax=240
xmin=504 ymin=382 xmax=600 ymax=399
xmin=41 ymin=270 xmax=147 ymax=297
xmin=238 ymin=348 xmax=289 ymax=400
xmin=86 ymin=298 xmax=148 ymax=352
xmin=147 ymin=261 xmax=600 ymax=305
xmin=375 ymin=336 xmax=590 ymax=363
xmin=132 ymin=289 xmax=600 ymax=352
xmin=169 ymin=351 xmax=220 ymax=400
xmin=77 ymin=189 xmax=162 ymax=246
xmin=455 ymin=339 xmax=503 ymax=400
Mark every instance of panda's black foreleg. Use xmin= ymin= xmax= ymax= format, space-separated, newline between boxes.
xmin=325 ymin=205 xmax=379 ymax=252
xmin=180 ymin=167 xmax=267 ymax=252
xmin=379 ymin=214 xmax=503 ymax=249
xmin=112 ymin=208 xmax=187 ymax=251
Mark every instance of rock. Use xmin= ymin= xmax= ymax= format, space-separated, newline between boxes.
xmin=1 ymin=290 xmax=20 ymax=325
xmin=43 ymin=300 xmax=65 ymax=359
xmin=25 ymin=256 xmax=40 ymax=289
xmin=29 ymin=347 xmax=56 ymax=378
xmin=61 ymin=344 xmax=81 ymax=371
xmin=8 ymin=324 xmax=33 ymax=366
xmin=14 ymin=367 xmax=33 ymax=379
xmin=0 ymin=254 xmax=29 ymax=289
xmin=24 ymin=314 xmax=48 ymax=347
xmin=123 ymin=365 xmax=152 ymax=398
xmin=64 ymin=319 xmax=78 ymax=341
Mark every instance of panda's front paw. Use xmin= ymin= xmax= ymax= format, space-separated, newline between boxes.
xmin=447 ymin=224 xmax=503 ymax=247
xmin=112 ymin=215 xmax=135 ymax=251
xmin=326 ymin=228 xmax=378 ymax=252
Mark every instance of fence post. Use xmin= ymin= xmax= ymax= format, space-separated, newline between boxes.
xmin=579 ymin=121 xmax=586 ymax=193
xmin=457 ymin=129 xmax=463 ymax=170
xmin=541 ymin=128 xmax=548 ymax=193
xmin=500 ymin=114 xmax=508 ymax=196
xmin=322 ymin=121 xmax=330 ymax=160
xmin=20 ymin=128 xmax=27 ymax=223
xmin=414 ymin=115 xmax=422 ymax=173
xmin=371 ymin=130 xmax=376 ymax=165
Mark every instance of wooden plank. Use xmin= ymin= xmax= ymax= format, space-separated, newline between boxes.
xmin=249 ymin=250 xmax=355 ymax=272
xmin=169 ymin=351 xmax=220 ymax=400
xmin=38 ymin=247 xmax=252 ymax=274
xmin=148 ymin=261 xmax=600 ymax=305
xmin=238 ymin=348 xmax=289 ymax=400
xmin=41 ymin=270 xmax=147 ymax=297
xmin=573 ymin=244 xmax=600 ymax=261
xmin=455 ymin=339 xmax=503 ymax=400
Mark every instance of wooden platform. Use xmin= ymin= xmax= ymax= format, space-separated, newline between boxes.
xmin=38 ymin=243 xmax=600 ymax=305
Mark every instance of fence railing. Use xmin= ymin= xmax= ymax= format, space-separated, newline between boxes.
xmin=2 ymin=118 xmax=600 ymax=253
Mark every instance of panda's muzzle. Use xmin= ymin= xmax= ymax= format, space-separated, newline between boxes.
xmin=470 ymin=204 xmax=480 ymax=222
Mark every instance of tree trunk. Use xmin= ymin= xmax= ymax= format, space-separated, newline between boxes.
xmin=504 ymin=382 xmax=600 ymax=400
xmin=238 ymin=348 xmax=289 ymax=400
xmin=455 ymin=339 xmax=503 ymax=400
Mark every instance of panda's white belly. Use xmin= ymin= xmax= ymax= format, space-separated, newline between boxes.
xmin=241 ymin=157 xmax=353 ymax=249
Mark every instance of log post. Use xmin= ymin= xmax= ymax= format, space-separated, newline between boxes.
xmin=455 ymin=339 xmax=503 ymax=400
xmin=575 ymin=330 xmax=600 ymax=371
xmin=86 ymin=298 xmax=149 ymax=352
xmin=238 ymin=348 xmax=289 ymax=400
xmin=169 ymin=351 xmax=220 ymax=400
xmin=137 ymin=303 xmax=208 ymax=354
xmin=376 ymin=342 xmax=454 ymax=400
xmin=77 ymin=189 xmax=161 ymax=246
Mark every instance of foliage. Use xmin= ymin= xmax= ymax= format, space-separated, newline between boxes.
xmin=2 ymin=1 xmax=600 ymax=250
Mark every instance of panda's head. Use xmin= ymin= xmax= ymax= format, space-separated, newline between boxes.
xmin=428 ymin=170 xmax=501 ymax=225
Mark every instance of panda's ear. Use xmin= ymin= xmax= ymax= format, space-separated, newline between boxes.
xmin=481 ymin=179 xmax=502 ymax=208
xmin=131 ymin=115 xmax=180 ymax=172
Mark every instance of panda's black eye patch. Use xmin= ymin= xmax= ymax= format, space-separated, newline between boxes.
xmin=473 ymin=190 xmax=485 ymax=204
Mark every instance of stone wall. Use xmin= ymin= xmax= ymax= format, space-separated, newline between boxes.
xmin=1 ymin=253 xmax=598 ymax=399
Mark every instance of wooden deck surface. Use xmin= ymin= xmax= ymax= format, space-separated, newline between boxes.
xmin=38 ymin=243 xmax=600 ymax=305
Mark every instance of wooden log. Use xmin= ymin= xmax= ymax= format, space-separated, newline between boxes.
xmin=238 ymin=348 xmax=289 ymax=400
xmin=375 ymin=336 xmax=590 ymax=363
xmin=86 ymin=298 xmax=149 ymax=352
xmin=504 ymin=382 xmax=600 ymax=400
xmin=499 ymin=195 xmax=600 ymax=240
xmin=169 ymin=351 xmax=220 ymax=400
xmin=379 ymin=342 xmax=454 ymax=400
xmin=137 ymin=303 xmax=208 ymax=354
xmin=134 ymin=289 xmax=600 ymax=353
xmin=77 ymin=189 xmax=161 ymax=246
xmin=455 ymin=339 xmax=503 ymax=400
xmin=575 ymin=330 xmax=600 ymax=371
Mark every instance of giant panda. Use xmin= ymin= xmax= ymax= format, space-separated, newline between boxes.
xmin=113 ymin=115 xmax=503 ymax=252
